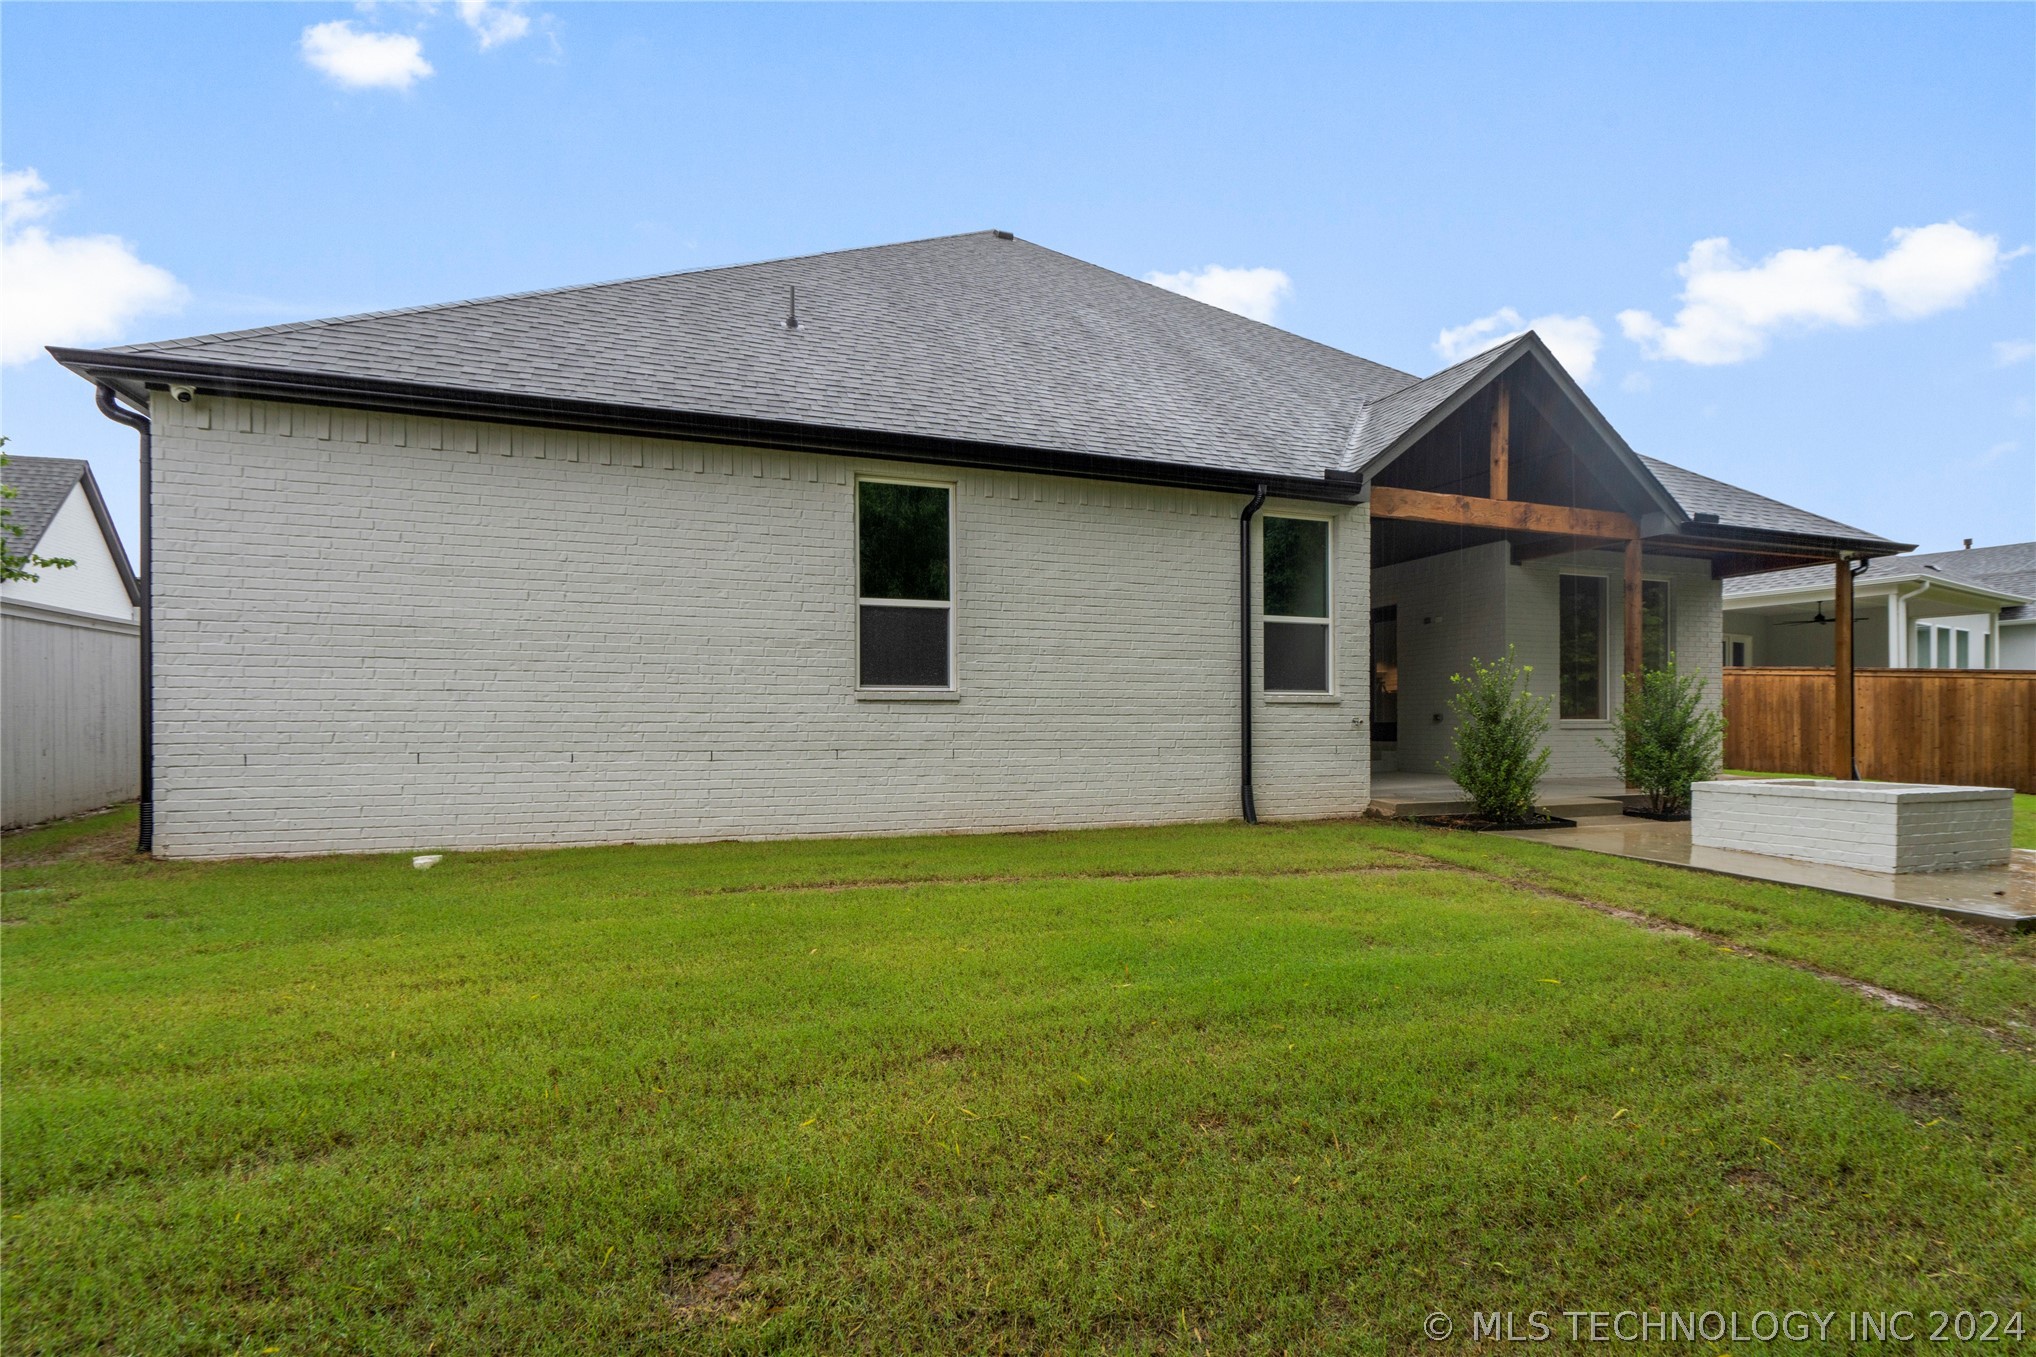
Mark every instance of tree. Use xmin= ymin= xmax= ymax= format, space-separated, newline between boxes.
xmin=0 ymin=439 xmax=78 ymax=583
xmin=1444 ymin=646 xmax=1552 ymax=824
xmin=1602 ymin=656 xmax=1725 ymax=816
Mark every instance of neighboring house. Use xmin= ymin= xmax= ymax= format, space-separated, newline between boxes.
xmin=1722 ymin=541 xmax=2036 ymax=670
xmin=51 ymin=232 xmax=1901 ymax=858
xmin=1 ymin=456 xmax=142 ymax=828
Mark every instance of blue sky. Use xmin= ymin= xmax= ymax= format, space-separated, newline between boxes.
xmin=5 ymin=2 xmax=2031 ymax=560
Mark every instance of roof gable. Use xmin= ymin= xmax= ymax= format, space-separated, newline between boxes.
xmin=2 ymin=456 xmax=88 ymax=557
xmin=0 ymin=456 xmax=139 ymax=604
xmin=1349 ymin=333 xmax=1687 ymax=522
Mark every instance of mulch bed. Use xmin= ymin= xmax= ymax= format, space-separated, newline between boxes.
xmin=1414 ymin=813 xmax=1578 ymax=832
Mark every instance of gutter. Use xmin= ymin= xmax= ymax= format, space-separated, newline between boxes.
xmin=92 ymin=385 xmax=153 ymax=854
xmin=1239 ymin=484 xmax=1268 ymax=824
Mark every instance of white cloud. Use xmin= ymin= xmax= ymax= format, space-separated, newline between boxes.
xmin=1994 ymin=339 xmax=2035 ymax=367
xmin=1619 ymin=222 xmax=2019 ymax=366
xmin=1434 ymin=306 xmax=1603 ymax=384
xmin=1620 ymin=371 xmax=1652 ymax=394
xmin=1975 ymin=439 xmax=2018 ymax=467
xmin=301 ymin=20 xmax=433 ymax=90
xmin=457 ymin=1 xmax=530 ymax=48
xmin=1 ymin=168 xmax=187 ymax=365
xmin=1144 ymin=264 xmax=1292 ymax=324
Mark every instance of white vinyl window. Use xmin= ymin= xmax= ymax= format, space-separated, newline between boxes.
xmin=856 ymin=477 xmax=954 ymax=689
xmin=1263 ymin=515 xmax=1332 ymax=693
xmin=1913 ymin=623 xmax=1976 ymax=670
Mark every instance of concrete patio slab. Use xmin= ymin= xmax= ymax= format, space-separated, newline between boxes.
xmin=1507 ymin=817 xmax=2036 ymax=931
xmin=1369 ymin=773 xmax=1633 ymax=820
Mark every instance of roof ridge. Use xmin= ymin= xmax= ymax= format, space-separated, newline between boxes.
xmin=966 ymin=236 xmax=1420 ymax=397
xmin=112 ymin=230 xmax=1012 ymax=356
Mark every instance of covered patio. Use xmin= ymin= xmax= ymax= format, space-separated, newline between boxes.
xmin=1356 ymin=334 xmax=1909 ymax=789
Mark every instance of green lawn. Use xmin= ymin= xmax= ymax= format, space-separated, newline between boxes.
xmin=5 ymin=807 xmax=2034 ymax=1354
xmin=1725 ymin=771 xmax=2036 ymax=849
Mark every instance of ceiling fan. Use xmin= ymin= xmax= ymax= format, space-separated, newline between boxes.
xmin=1776 ymin=607 xmax=1869 ymax=627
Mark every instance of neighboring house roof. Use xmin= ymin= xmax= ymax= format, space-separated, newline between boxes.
xmin=51 ymin=230 xmax=1897 ymax=555
xmin=3 ymin=456 xmax=89 ymax=556
xmin=1725 ymin=540 xmax=2036 ymax=610
xmin=0 ymin=455 xmax=141 ymax=605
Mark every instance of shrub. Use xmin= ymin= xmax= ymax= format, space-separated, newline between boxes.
xmin=1444 ymin=647 xmax=1551 ymax=824
xmin=1603 ymin=656 xmax=1725 ymax=815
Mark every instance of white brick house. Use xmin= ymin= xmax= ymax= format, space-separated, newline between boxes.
xmin=52 ymin=233 xmax=1901 ymax=857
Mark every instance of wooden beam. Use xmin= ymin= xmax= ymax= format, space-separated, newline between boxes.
xmin=1624 ymin=538 xmax=1644 ymax=684
xmin=1489 ymin=378 xmax=1510 ymax=501
xmin=1368 ymin=484 xmax=1638 ymax=541
xmin=1833 ymin=558 xmax=1856 ymax=779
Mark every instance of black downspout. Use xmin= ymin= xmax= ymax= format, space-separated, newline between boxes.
xmin=1239 ymin=483 xmax=1268 ymax=823
xmin=93 ymin=385 xmax=152 ymax=854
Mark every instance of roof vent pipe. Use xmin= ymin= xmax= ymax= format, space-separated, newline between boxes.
xmin=1239 ymin=483 xmax=1268 ymax=824
xmin=92 ymin=384 xmax=153 ymax=854
xmin=784 ymin=285 xmax=799 ymax=330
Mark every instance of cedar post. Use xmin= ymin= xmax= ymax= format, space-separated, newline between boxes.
xmin=1623 ymin=537 xmax=1644 ymax=686
xmin=1833 ymin=557 xmax=1855 ymax=779
xmin=1489 ymin=379 xmax=1510 ymax=501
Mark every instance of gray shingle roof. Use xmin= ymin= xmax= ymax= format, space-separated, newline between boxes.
xmin=1 ymin=456 xmax=87 ymax=557
xmin=1641 ymin=456 xmax=1894 ymax=546
xmin=1344 ymin=343 xmax=1516 ymax=470
xmin=59 ymin=230 xmax=1900 ymax=555
xmin=1724 ymin=539 xmax=2036 ymax=600
xmin=95 ymin=232 xmax=1416 ymax=483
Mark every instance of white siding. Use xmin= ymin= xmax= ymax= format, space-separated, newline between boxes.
xmin=0 ymin=484 xmax=135 ymax=622
xmin=2001 ymin=621 xmax=2036 ymax=670
xmin=146 ymin=394 xmax=1369 ymax=858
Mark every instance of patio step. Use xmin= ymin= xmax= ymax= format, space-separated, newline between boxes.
xmin=1369 ymin=792 xmax=1632 ymax=820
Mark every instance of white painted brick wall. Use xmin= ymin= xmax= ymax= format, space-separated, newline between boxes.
xmin=1693 ymin=780 xmax=2011 ymax=873
xmin=146 ymin=394 xmax=1369 ymax=858
xmin=1370 ymin=542 xmax=1508 ymax=777
xmin=1507 ymin=549 xmax=1722 ymax=779
xmin=1372 ymin=542 xmax=1723 ymax=782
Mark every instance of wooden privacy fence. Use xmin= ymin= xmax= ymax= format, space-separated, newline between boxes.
xmin=1722 ymin=667 xmax=2036 ymax=794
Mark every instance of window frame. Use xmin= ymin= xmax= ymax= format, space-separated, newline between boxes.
xmin=1557 ymin=569 xmax=1611 ymax=725
xmin=1722 ymin=633 xmax=1754 ymax=668
xmin=853 ymin=473 xmax=958 ymax=696
xmin=1260 ymin=511 xmax=1335 ymax=697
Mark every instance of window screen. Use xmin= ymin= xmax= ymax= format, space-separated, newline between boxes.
xmin=857 ymin=481 xmax=951 ymax=688
xmin=1263 ymin=517 xmax=1330 ymax=692
xmin=1559 ymin=574 xmax=1605 ymax=720
xmin=1641 ymin=579 xmax=1671 ymax=672
xmin=859 ymin=606 xmax=950 ymax=688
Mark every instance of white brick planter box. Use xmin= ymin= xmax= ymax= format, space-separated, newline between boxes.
xmin=1691 ymin=780 xmax=2013 ymax=874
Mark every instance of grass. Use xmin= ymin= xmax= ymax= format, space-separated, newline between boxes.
xmin=5 ymin=806 xmax=2034 ymax=1354
xmin=1726 ymin=770 xmax=2036 ymax=850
